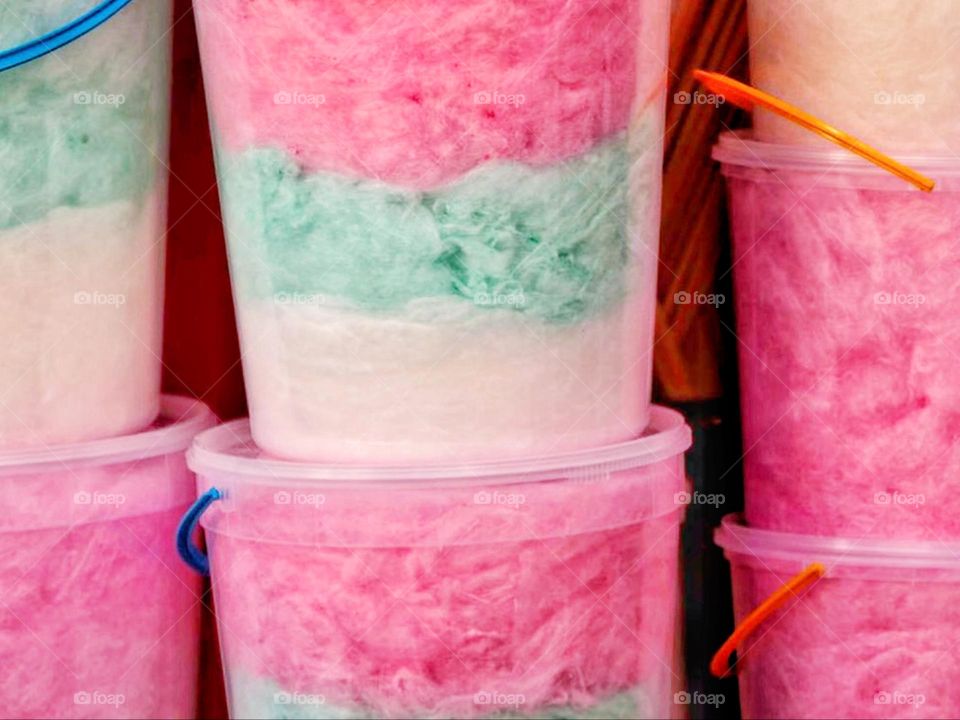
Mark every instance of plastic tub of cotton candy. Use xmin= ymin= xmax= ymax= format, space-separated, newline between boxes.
xmin=0 ymin=396 xmax=214 ymax=719
xmin=746 ymin=0 xmax=960 ymax=152
xmin=179 ymin=406 xmax=692 ymax=719
xmin=714 ymin=130 xmax=960 ymax=540
xmin=191 ymin=0 xmax=671 ymax=463
xmin=715 ymin=514 xmax=960 ymax=719
xmin=0 ymin=0 xmax=172 ymax=447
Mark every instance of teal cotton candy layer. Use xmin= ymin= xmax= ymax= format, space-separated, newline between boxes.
xmin=232 ymin=674 xmax=647 ymax=719
xmin=0 ymin=0 xmax=169 ymax=230
xmin=219 ymin=136 xmax=631 ymax=325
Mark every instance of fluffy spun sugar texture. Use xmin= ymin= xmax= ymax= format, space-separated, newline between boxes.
xmin=0 ymin=195 xmax=164 ymax=447
xmin=0 ymin=0 xmax=104 ymax=46
xmin=210 ymin=514 xmax=681 ymax=719
xmin=730 ymin=560 xmax=960 ymax=719
xmin=0 ymin=508 xmax=200 ymax=719
xmin=221 ymin=136 xmax=631 ymax=323
xmin=0 ymin=0 xmax=170 ymax=229
xmin=726 ymin=167 xmax=960 ymax=538
xmin=239 ymin=302 xmax=650 ymax=462
xmin=748 ymin=0 xmax=960 ymax=151
xmin=0 ymin=0 xmax=169 ymax=444
xmin=195 ymin=0 xmax=643 ymax=186
xmin=222 ymin=127 xmax=663 ymax=461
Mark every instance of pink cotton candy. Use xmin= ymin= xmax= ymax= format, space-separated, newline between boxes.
xmin=718 ymin=517 xmax=960 ymax=719
xmin=193 ymin=0 xmax=648 ymax=187
xmin=1 ymin=510 xmax=200 ymax=719
xmin=191 ymin=408 xmax=691 ymax=719
xmin=0 ymin=397 xmax=212 ymax=719
xmin=211 ymin=515 xmax=680 ymax=718
xmin=718 ymin=134 xmax=960 ymax=540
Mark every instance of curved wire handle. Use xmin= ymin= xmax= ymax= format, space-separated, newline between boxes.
xmin=175 ymin=487 xmax=222 ymax=576
xmin=0 ymin=0 xmax=135 ymax=73
xmin=694 ymin=70 xmax=935 ymax=193
xmin=710 ymin=562 xmax=826 ymax=678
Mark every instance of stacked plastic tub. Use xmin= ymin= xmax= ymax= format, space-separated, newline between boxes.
xmin=0 ymin=2 xmax=212 ymax=717
xmin=182 ymin=1 xmax=694 ymax=718
xmin=714 ymin=2 xmax=960 ymax=717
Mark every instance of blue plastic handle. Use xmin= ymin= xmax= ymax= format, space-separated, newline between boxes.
xmin=0 ymin=0 xmax=135 ymax=73
xmin=176 ymin=487 xmax=222 ymax=576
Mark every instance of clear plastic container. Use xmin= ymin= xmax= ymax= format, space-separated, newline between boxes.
xmin=747 ymin=0 xmax=960 ymax=151
xmin=717 ymin=514 xmax=960 ymax=719
xmin=0 ymin=395 xmax=214 ymax=719
xmin=716 ymin=131 xmax=960 ymax=539
xmin=185 ymin=406 xmax=691 ymax=719
xmin=0 ymin=0 xmax=172 ymax=447
xmin=192 ymin=0 xmax=670 ymax=462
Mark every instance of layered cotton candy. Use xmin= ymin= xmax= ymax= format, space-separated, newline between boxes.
xmin=0 ymin=0 xmax=170 ymax=226
xmin=0 ymin=0 xmax=171 ymax=446
xmin=748 ymin=0 xmax=960 ymax=151
xmin=0 ymin=398 xmax=212 ymax=719
xmin=196 ymin=0 xmax=668 ymax=461
xmin=718 ymin=134 xmax=960 ymax=539
xmin=213 ymin=517 xmax=680 ymax=719
xmin=194 ymin=0 xmax=647 ymax=187
xmin=190 ymin=409 xmax=690 ymax=719
xmin=718 ymin=517 xmax=960 ymax=719
xmin=223 ymin=132 xmax=660 ymax=462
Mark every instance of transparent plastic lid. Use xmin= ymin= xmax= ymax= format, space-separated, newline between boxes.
xmin=713 ymin=130 xmax=960 ymax=178
xmin=190 ymin=406 xmax=691 ymax=547
xmin=716 ymin=514 xmax=960 ymax=572
xmin=188 ymin=405 xmax=692 ymax=488
xmin=0 ymin=395 xmax=215 ymax=475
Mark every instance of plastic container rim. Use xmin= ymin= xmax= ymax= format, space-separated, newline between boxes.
xmin=0 ymin=395 xmax=215 ymax=473
xmin=716 ymin=514 xmax=960 ymax=570
xmin=713 ymin=130 xmax=960 ymax=176
xmin=188 ymin=405 xmax=692 ymax=486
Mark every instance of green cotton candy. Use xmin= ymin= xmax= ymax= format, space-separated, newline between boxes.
xmin=233 ymin=674 xmax=647 ymax=719
xmin=489 ymin=692 xmax=646 ymax=719
xmin=0 ymin=0 xmax=169 ymax=230
xmin=219 ymin=136 xmax=631 ymax=324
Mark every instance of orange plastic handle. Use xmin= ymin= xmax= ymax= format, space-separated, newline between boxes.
xmin=693 ymin=70 xmax=935 ymax=193
xmin=710 ymin=562 xmax=826 ymax=678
